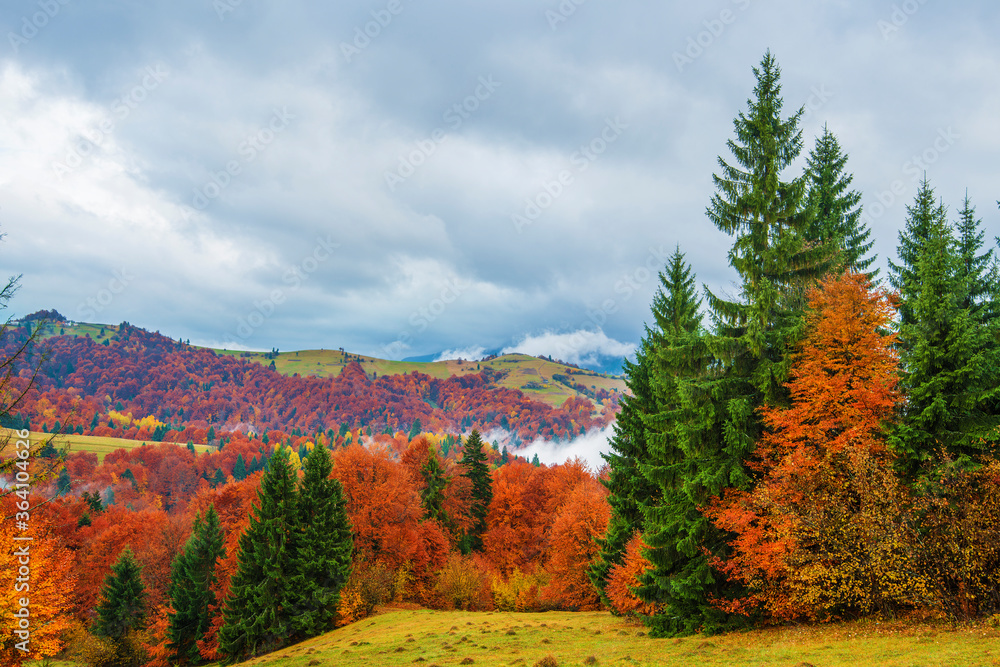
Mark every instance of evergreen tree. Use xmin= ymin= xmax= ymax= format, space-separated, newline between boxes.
xmin=218 ymin=447 xmax=298 ymax=663
xmin=408 ymin=418 xmax=422 ymax=440
xmin=56 ymin=467 xmax=71 ymax=495
xmin=233 ymin=453 xmax=247 ymax=481
xmin=458 ymin=430 xmax=492 ymax=553
xmin=286 ymin=442 xmax=353 ymax=640
xmin=94 ymin=546 xmax=148 ymax=640
xmin=888 ymin=176 xmax=947 ymax=328
xmin=954 ymin=192 xmax=999 ymax=321
xmin=589 ymin=248 xmax=697 ymax=607
xmin=804 ymin=124 xmax=875 ymax=275
xmin=419 ymin=446 xmax=448 ymax=522
xmin=167 ymin=505 xmax=225 ymax=665
xmin=892 ymin=201 xmax=1000 ymax=474
xmin=639 ymin=52 xmax=822 ymax=636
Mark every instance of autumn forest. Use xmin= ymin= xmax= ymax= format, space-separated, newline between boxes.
xmin=2 ymin=51 xmax=1000 ymax=666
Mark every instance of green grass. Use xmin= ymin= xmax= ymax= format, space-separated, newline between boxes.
xmin=211 ymin=609 xmax=1000 ymax=667
xmin=5 ymin=430 xmax=215 ymax=462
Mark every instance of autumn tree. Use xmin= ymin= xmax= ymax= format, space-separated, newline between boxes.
xmin=708 ymin=271 xmax=911 ymax=620
xmin=0 ymin=498 xmax=76 ymax=664
xmin=542 ymin=477 xmax=610 ymax=610
xmin=166 ymin=505 xmax=225 ymax=665
xmin=459 ymin=430 xmax=492 ymax=553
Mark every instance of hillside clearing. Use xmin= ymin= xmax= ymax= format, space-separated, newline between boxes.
xmin=221 ymin=609 xmax=1000 ymax=667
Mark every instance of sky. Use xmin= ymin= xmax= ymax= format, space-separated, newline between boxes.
xmin=1 ymin=0 xmax=998 ymax=368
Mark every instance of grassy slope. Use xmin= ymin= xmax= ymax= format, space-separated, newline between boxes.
xmin=44 ymin=320 xmax=626 ymax=411
xmin=5 ymin=429 xmax=215 ymax=462
xmin=226 ymin=609 xmax=1000 ymax=667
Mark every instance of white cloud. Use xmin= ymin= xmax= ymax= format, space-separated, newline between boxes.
xmin=434 ymin=346 xmax=487 ymax=362
xmin=502 ymin=329 xmax=635 ymax=367
xmin=512 ymin=425 xmax=615 ymax=472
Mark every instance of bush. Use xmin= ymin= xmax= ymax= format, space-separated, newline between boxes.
xmin=434 ymin=553 xmax=492 ymax=611
xmin=491 ymin=568 xmax=548 ymax=612
xmin=337 ymin=561 xmax=395 ymax=625
xmin=73 ymin=631 xmax=147 ymax=667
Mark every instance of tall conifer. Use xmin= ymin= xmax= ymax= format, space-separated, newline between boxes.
xmin=459 ymin=430 xmax=492 ymax=553
xmin=286 ymin=442 xmax=353 ymax=639
xmin=167 ymin=505 xmax=225 ymax=665
xmin=804 ymin=125 xmax=874 ymax=275
xmin=218 ymin=447 xmax=298 ymax=663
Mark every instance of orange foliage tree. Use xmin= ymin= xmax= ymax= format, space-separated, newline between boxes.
xmin=540 ymin=476 xmax=610 ymax=610
xmin=708 ymin=271 xmax=918 ymax=620
xmin=605 ymin=531 xmax=658 ymax=617
xmin=0 ymin=496 xmax=76 ymax=663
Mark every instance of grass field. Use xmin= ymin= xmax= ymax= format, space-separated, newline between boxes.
xmin=194 ymin=609 xmax=1000 ymax=667
xmin=4 ymin=429 xmax=215 ymax=462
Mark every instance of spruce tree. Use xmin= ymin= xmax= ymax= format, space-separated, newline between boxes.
xmin=419 ymin=446 xmax=449 ymax=523
xmin=286 ymin=442 xmax=353 ymax=639
xmin=233 ymin=453 xmax=247 ymax=481
xmin=804 ymin=124 xmax=875 ymax=275
xmin=638 ymin=52 xmax=823 ymax=636
xmin=94 ymin=546 xmax=148 ymax=640
xmin=458 ymin=430 xmax=492 ymax=553
xmin=893 ymin=198 xmax=1000 ymax=474
xmin=589 ymin=248 xmax=697 ymax=607
xmin=955 ymin=193 xmax=999 ymax=321
xmin=888 ymin=176 xmax=947 ymax=328
xmin=167 ymin=505 xmax=225 ymax=665
xmin=218 ymin=446 xmax=298 ymax=663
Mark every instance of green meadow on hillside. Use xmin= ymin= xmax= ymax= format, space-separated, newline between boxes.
xmin=154 ymin=609 xmax=1000 ymax=667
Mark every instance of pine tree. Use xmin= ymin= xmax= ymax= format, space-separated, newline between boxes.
xmin=893 ymin=204 xmax=1000 ymax=474
xmin=888 ymin=176 xmax=947 ymax=328
xmin=94 ymin=546 xmax=148 ymax=640
xmin=459 ymin=430 xmax=492 ymax=553
xmin=420 ymin=446 xmax=449 ymax=522
xmin=57 ymin=467 xmax=71 ymax=495
xmin=589 ymin=248 xmax=698 ymax=608
xmin=804 ymin=124 xmax=875 ymax=275
xmin=639 ymin=52 xmax=823 ymax=636
xmin=954 ymin=193 xmax=999 ymax=321
xmin=233 ymin=453 xmax=247 ymax=481
xmin=286 ymin=442 xmax=353 ymax=639
xmin=218 ymin=447 xmax=298 ymax=663
xmin=167 ymin=505 xmax=225 ymax=665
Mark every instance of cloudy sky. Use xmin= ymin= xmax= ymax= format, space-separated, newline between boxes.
xmin=1 ymin=0 xmax=997 ymax=365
